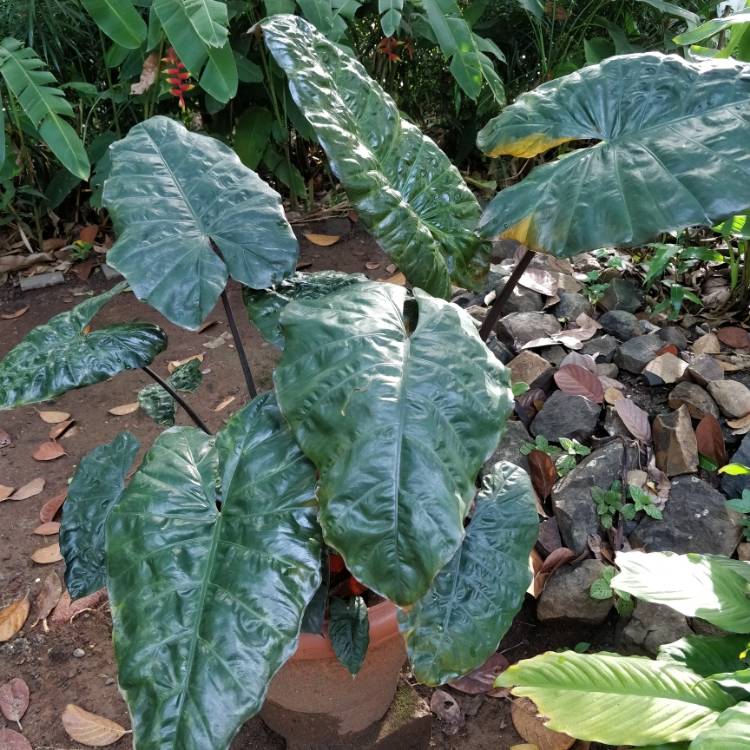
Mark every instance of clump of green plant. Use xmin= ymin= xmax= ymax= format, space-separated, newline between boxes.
xmin=521 ymin=435 xmax=590 ymax=476
xmin=589 ymin=565 xmax=634 ymax=616
xmin=498 ymin=550 xmax=750 ymax=747
xmin=727 ymin=490 xmax=750 ymax=541
xmin=592 ymin=481 xmax=662 ymax=529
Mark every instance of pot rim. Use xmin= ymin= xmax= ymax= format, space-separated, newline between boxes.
xmin=294 ymin=599 xmax=400 ymax=661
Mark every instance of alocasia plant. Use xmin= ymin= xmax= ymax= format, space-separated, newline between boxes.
xmin=0 ymin=105 xmax=536 ymax=749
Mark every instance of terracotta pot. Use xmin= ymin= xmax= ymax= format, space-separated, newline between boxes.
xmin=260 ymin=600 xmax=406 ymax=745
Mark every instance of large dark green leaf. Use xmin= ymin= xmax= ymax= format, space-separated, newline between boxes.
xmin=106 ymin=393 xmax=322 ymax=749
xmin=329 ymin=597 xmax=369 ymax=676
xmin=103 ymin=117 xmax=298 ymax=330
xmin=0 ymin=282 xmax=166 ymax=409
xmin=81 ymin=0 xmax=148 ymax=49
xmin=477 ymin=53 xmax=750 ymax=257
xmin=659 ymin=635 xmax=750 ymax=678
xmin=399 ymin=461 xmax=538 ymax=686
xmin=261 ymin=15 xmax=490 ymax=298
xmin=274 ymin=281 xmax=512 ymax=606
xmin=243 ymin=271 xmax=367 ymax=348
xmin=60 ymin=432 xmax=139 ymax=599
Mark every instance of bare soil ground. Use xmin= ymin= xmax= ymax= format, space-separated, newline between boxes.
xmin=0 ymin=224 xmax=610 ymax=749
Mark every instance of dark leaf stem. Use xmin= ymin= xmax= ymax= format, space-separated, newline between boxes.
xmin=142 ymin=366 xmax=211 ymax=434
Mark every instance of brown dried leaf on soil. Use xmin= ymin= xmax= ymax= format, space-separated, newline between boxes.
xmin=31 ymin=542 xmax=62 ymax=565
xmin=528 ymin=450 xmax=557 ymax=500
xmin=554 ymin=364 xmax=604 ymax=403
xmin=519 ymin=267 xmax=559 ymax=296
xmin=51 ymin=588 xmax=107 ymax=624
xmin=108 ymin=402 xmax=139 ymax=416
xmin=0 ymin=306 xmax=29 ymax=320
xmin=303 ymin=233 xmax=340 ymax=246
xmin=448 ymin=653 xmax=510 ymax=695
xmin=604 ymin=387 xmax=623 ymax=405
xmin=511 ymin=697 xmax=575 ymax=750
xmin=37 ymin=410 xmax=71 ymax=424
xmin=39 ymin=490 xmax=67 ymax=523
xmin=531 ymin=547 xmax=577 ymax=598
xmin=695 ymin=414 xmax=727 ymax=467
xmin=429 ymin=689 xmax=464 ymax=735
xmin=30 ymin=571 xmax=63 ymax=627
xmin=716 ymin=326 xmax=750 ymax=349
xmin=0 ymin=596 xmax=29 ymax=642
xmin=213 ymin=395 xmax=235 ymax=412
xmin=0 ymin=484 xmax=14 ymax=502
xmin=558 ymin=352 xmax=596 ymax=372
xmin=78 ymin=225 xmax=99 ymax=244
xmin=0 ymin=728 xmax=32 ymax=750
xmin=62 ymin=704 xmax=128 ymax=747
xmin=0 ymin=428 xmax=11 ymax=448
xmin=614 ymin=398 xmax=652 ymax=443
xmin=32 ymin=440 xmax=66 ymax=461
xmin=49 ymin=419 xmax=75 ymax=440
xmin=33 ymin=521 xmax=60 ymax=535
xmin=0 ymin=677 xmax=29 ymax=729
xmin=10 ymin=477 xmax=45 ymax=501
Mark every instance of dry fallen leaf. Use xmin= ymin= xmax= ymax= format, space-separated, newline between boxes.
xmin=511 ymin=746 xmax=540 ymax=750
xmin=430 ymin=689 xmax=464 ymax=735
xmin=511 ymin=697 xmax=575 ymax=750
xmin=62 ymin=704 xmax=128 ymax=747
xmin=383 ymin=271 xmax=407 ymax=286
xmin=365 ymin=261 xmax=381 ymax=270
xmin=0 ymin=728 xmax=32 ymax=750
xmin=532 ymin=547 xmax=577 ymax=598
xmin=49 ymin=419 xmax=75 ymax=440
xmin=448 ymin=652 xmax=509 ymax=694
xmin=30 ymin=571 xmax=63 ymax=627
xmin=0 ymin=596 xmax=29 ymax=642
xmin=51 ymin=588 xmax=107 ymax=624
xmin=213 ymin=395 xmax=235 ymax=412
xmin=528 ymin=450 xmax=557 ymax=500
xmin=728 ymin=413 xmax=750 ymax=435
xmin=37 ymin=410 xmax=71 ymax=424
xmin=108 ymin=402 xmax=139 ymax=416
xmin=10 ymin=478 xmax=45 ymax=501
xmin=695 ymin=415 xmax=727 ymax=466
xmin=78 ymin=225 xmax=99 ymax=244
xmin=554 ymin=364 xmax=604 ymax=403
xmin=39 ymin=490 xmax=67 ymax=523
xmin=32 ymin=440 xmax=66 ymax=461
xmin=130 ymin=51 xmax=160 ymax=95
xmin=0 ymin=306 xmax=29 ymax=320
xmin=716 ymin=326 xmax=750 ymax=349
xmin=303 ymin=232 xmax=340 ymax=246
xmin=614 ymin=398 xmax=652 ymax=443
xmin=0 ymin=485 xmax=14 ymax=502
xmin=604 ymin=387 xmax=623 ymax=404
xmin=0 ymin=677 xmax=29 ymax=728
xmin=0 ymin=428 xmax=11 ymax=448
xmin=31 ymin=543 xmax=62 ymax=564
xmin=33 ymin=521 xmax=61 ymax=536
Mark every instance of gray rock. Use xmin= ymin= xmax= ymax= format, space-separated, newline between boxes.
xmin=599 ymin=310 xmax=641 ymax=341
xmin=638 ymin=320 xmax=661 ymax=336
xmin=687 ymin=355 xmax=724 ymax=387
xmin=658 ymin=326 xmax=689 ymax=350
xmin=497 ymin=312 xmax=561 ymax=350
xmin=596 ymin=362 xmax=619 ymax=379
xmin=552 ymin=440 xmax=636 ymax=554
xmin=630 ymin=475 xmax=742 ymax=556
xmin=653 ymin=406 xmax=698 ymax=477
xmin=485 ymin=333 xmax=514 ymax=365
xmin=722 ymin=432 xmax=750 ymax=499
xmin=530 ymin=391 xmax=601 ymax=444
xmin=552 ymin=292 xmax=595 ymax=321
xmin=582 ymin=334 xmax=619 ymax=363
xmin=615 ymin=334 xmax=664 ymax=374
xmin=99 ymin=263 xmax=123 ymax=281
xmin=491 ymin=238 xmax=522 ymax=262
xmin=619 ymin=601 xmax=692 ymax=655
xmin=537 ymin=559 xmax=613 ymax=624
xmin=602 ymin=406 xmax=631 ymax=440
xmin=19 ymin=271 xmax=65 ymax=290
xmin=667 ymin=382 xmax=720 ymax=421
xmin=482 ymin=419 xmax=531 ymax=475
xmin=488 ymin=266 xmax=545 ymax=314
xmin=600 ymin=278 xmax=644 ymax=313
xmin=536 ymin=345 xmax=568 ymax=367
xmin=708 ymin=380 xmax=750 ymax=419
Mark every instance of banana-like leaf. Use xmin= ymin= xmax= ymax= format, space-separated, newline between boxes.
xmin=612 ymin=551 xmax=750 ymax=634
xmin=0 ymin=38 xmax=89 ymax=178
xmin=261 ymin=15 xmax=490 ymax=298
xmin=674 ymin=12 xmax=750 ymax=46
xmin=378 ymin=0 xmax=403 ymax=36
xmin=399 ymin=462 xmax=538 ymax=685
xmin=103 ymin=117 xmax=298 ymax=330
xmin=659 ymin=634 xmax=750 ymax=678
xmin=496 ymin=650 xmax=736 ymax=745
xmin=106 ymin=393 xmax=322 ymax=749
xmin=0 ymin=282 xmax=166 ymax=409
xmin=81 ymin=0 xmax=148 ymax=49
xmin=690 ymin=702 xmax=750 ymax=749
xmin=274 ymin=281 xmax=512 ymax=606
xmin=329 ymin=597 xmax=369 ymax=676
xmin=243 ymin=271 xmax=367 ymax=348
xmin=153 ymin=0 xmax=236 ymax=102
xmin=60 ymin=432 xmax=139 ymax=599
xmin=166 ymin=0 xmax=228 ymax=48
xmin=477 ymin=53 xmax=750 ymax=257
xmin=638 ymin=0 xmax=699 ymax=27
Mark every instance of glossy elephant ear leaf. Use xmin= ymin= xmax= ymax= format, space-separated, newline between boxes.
xmin=274 ymin=281 xmax=512 ymax=606
xmin=399 ymin=462 xmax=538 ymax=686
xmin=261 ymin=14 xmax=490 ymax=298
xmin=329 ymin=596 xmax=369 ymax=676
xmin=243 ymin=271 xmax=368 ymax=348
xmin=60 ymin=432 xmax=139 ymax=599
xmin=106 ymin=392 xmax=322 ymax=749
xmin=0 ymin=282 xmax=166 ymax=409
xmin=103 ymin=116 xmax=299 ymax=330
xmin=477 ymin=53 xmax=750 ymax=257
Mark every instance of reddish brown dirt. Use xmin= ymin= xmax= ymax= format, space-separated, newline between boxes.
xmin=0 ymin=224 xmax=611 ymax=749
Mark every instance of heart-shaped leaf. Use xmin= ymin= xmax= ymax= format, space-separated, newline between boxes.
xmin=106 ymin=393 xmax=322 ymax=749
xmin=399 ymin=462 xmax=538 ymax=685
xmin=554 ymin=364 xmax=604 ymax=403
xmin=62 ymin=704 xmax=128 ymax=747
xmin=614 ymin=398 xmax=652 ymax=443
xmin=103 ymin=117 xmax=298 ymax=330
xmin=261 ymin=15 xmax=490 ymax=298
xmin=0 ymin=678 xmax=29 ymax=725
xmin=0 ymin=282 xmax=166 ymax=409
xmin=274 ymin=282 xmax=512 ymax=606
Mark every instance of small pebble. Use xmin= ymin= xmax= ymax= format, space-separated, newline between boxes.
xmin=73 ymin=647 xmax=85 ymax=658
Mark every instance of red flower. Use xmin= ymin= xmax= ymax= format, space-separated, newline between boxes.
xmin=162 ymin=48 xmax=194 ymax=109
